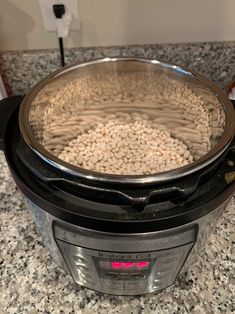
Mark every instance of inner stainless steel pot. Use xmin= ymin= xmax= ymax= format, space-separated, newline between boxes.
xmin=19 ymin=57 xmax=235 ymax=184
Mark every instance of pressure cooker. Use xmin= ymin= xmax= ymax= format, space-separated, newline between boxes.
xmin=0 ymin=58 xmax=235 ymax=295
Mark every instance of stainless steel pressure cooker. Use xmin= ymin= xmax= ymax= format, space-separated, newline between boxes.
xmin=0 ymin=58 xmax=235 ymax=295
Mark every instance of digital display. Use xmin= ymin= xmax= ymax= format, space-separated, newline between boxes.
xmin=111 ymin=261 xmax=149 ymax=270
xmin=99 ymin=260 xmax=150 ymax=271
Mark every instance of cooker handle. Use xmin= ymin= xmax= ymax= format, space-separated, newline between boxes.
xmin=0 ymin=96 xmax=23 ymax=150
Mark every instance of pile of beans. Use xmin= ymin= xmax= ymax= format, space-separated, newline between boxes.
xmin=58 ymin=118 xmax=193 ymax=175
xmin=29 ymin=69 xmax=224 ymax=175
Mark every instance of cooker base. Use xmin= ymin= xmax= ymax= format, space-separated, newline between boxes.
xmin=24 ymin=191 xmax=233 ymax=295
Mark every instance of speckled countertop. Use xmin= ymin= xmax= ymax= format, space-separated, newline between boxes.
xmin=1 ymin=41 xmax=235 ymax=95
xmin=0 ymin=42 xmax=235 ymax=313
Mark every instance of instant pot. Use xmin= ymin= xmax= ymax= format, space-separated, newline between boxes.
xmin=0 ymin=58 xmax=235 ymax=295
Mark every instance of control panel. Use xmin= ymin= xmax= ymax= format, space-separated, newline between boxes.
xmin=56 ymin=239 xmax=195 ymax=295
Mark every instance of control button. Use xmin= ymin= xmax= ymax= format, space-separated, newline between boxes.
xmin=151 ymin=277 xmax=170 ymax=290
xmin=76 ymin=268 xmax=91 ymax=275
xmin=75 ymin=263 xmax=89 ymax=269
xmin=76 ymin=270 xmax=93 ymax=283
xmin=77 ymin=271 xmax=91 ymax=278
xmin=152 ymin=279 xmax=164 ymax=287
xmin=72 ymin=255 xmax=87 ymax=263
xmin=72 ymin=256 xmax=90 ymax=267
xmin=155 ymin=272 xmax=172 ymax=280
xmin=129 ymin=273 xmax=147 ymax=280
xmin=151 ymin=268 xmax=170 ymax=277
xmin=72 ymin=257 xmax=89 ymax=270
xmin=102 ymin=272 xmax=119 ymax=280
xmin=153 ymin=278 xmax=160 ymax=283
xmin=74 ymin=261 xmax=89 ymax=268
xmin=151 ymin=285 xmax=163 ymax=292
xmin=77 ymin=265 xmax=90 ymax=272
xmin=119 ymin=272 xmax=129 ymax=276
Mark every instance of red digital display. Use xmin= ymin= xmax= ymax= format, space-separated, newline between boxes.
xmin=111 ymin=261 xmax=149 ymax=270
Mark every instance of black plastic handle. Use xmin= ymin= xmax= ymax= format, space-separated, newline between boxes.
xmin=0 ymin=96 xmax=23 ymax=150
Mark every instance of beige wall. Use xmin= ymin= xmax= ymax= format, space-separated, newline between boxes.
xmin=1 ymin=0 xmax=235 ymax=51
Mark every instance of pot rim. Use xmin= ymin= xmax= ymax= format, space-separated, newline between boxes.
xmin=19 ymin=57 xmax=235 ymax=185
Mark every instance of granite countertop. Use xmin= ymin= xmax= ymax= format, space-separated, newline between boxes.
xmin=0 ymin=42 xmax=235 ymax=313
xmin=1 ymin=41 xmax=235 ymax=96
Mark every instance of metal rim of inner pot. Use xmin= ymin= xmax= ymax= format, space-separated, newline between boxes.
xmin=18 ymin=57 xmax=235 ymax=185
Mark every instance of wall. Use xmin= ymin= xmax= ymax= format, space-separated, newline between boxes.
xmin=1 ymin=0 xmax=235 ymax=51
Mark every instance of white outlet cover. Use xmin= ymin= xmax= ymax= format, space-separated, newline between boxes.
xmin=39 ymin=0 xmax=80 ymax=31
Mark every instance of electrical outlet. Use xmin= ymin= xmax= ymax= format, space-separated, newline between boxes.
xmin=39 ymin=0 xmax=80 ymax=32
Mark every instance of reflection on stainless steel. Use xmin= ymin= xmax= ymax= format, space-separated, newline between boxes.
xmin=19 ymin=58 xmax=234 ymax=183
